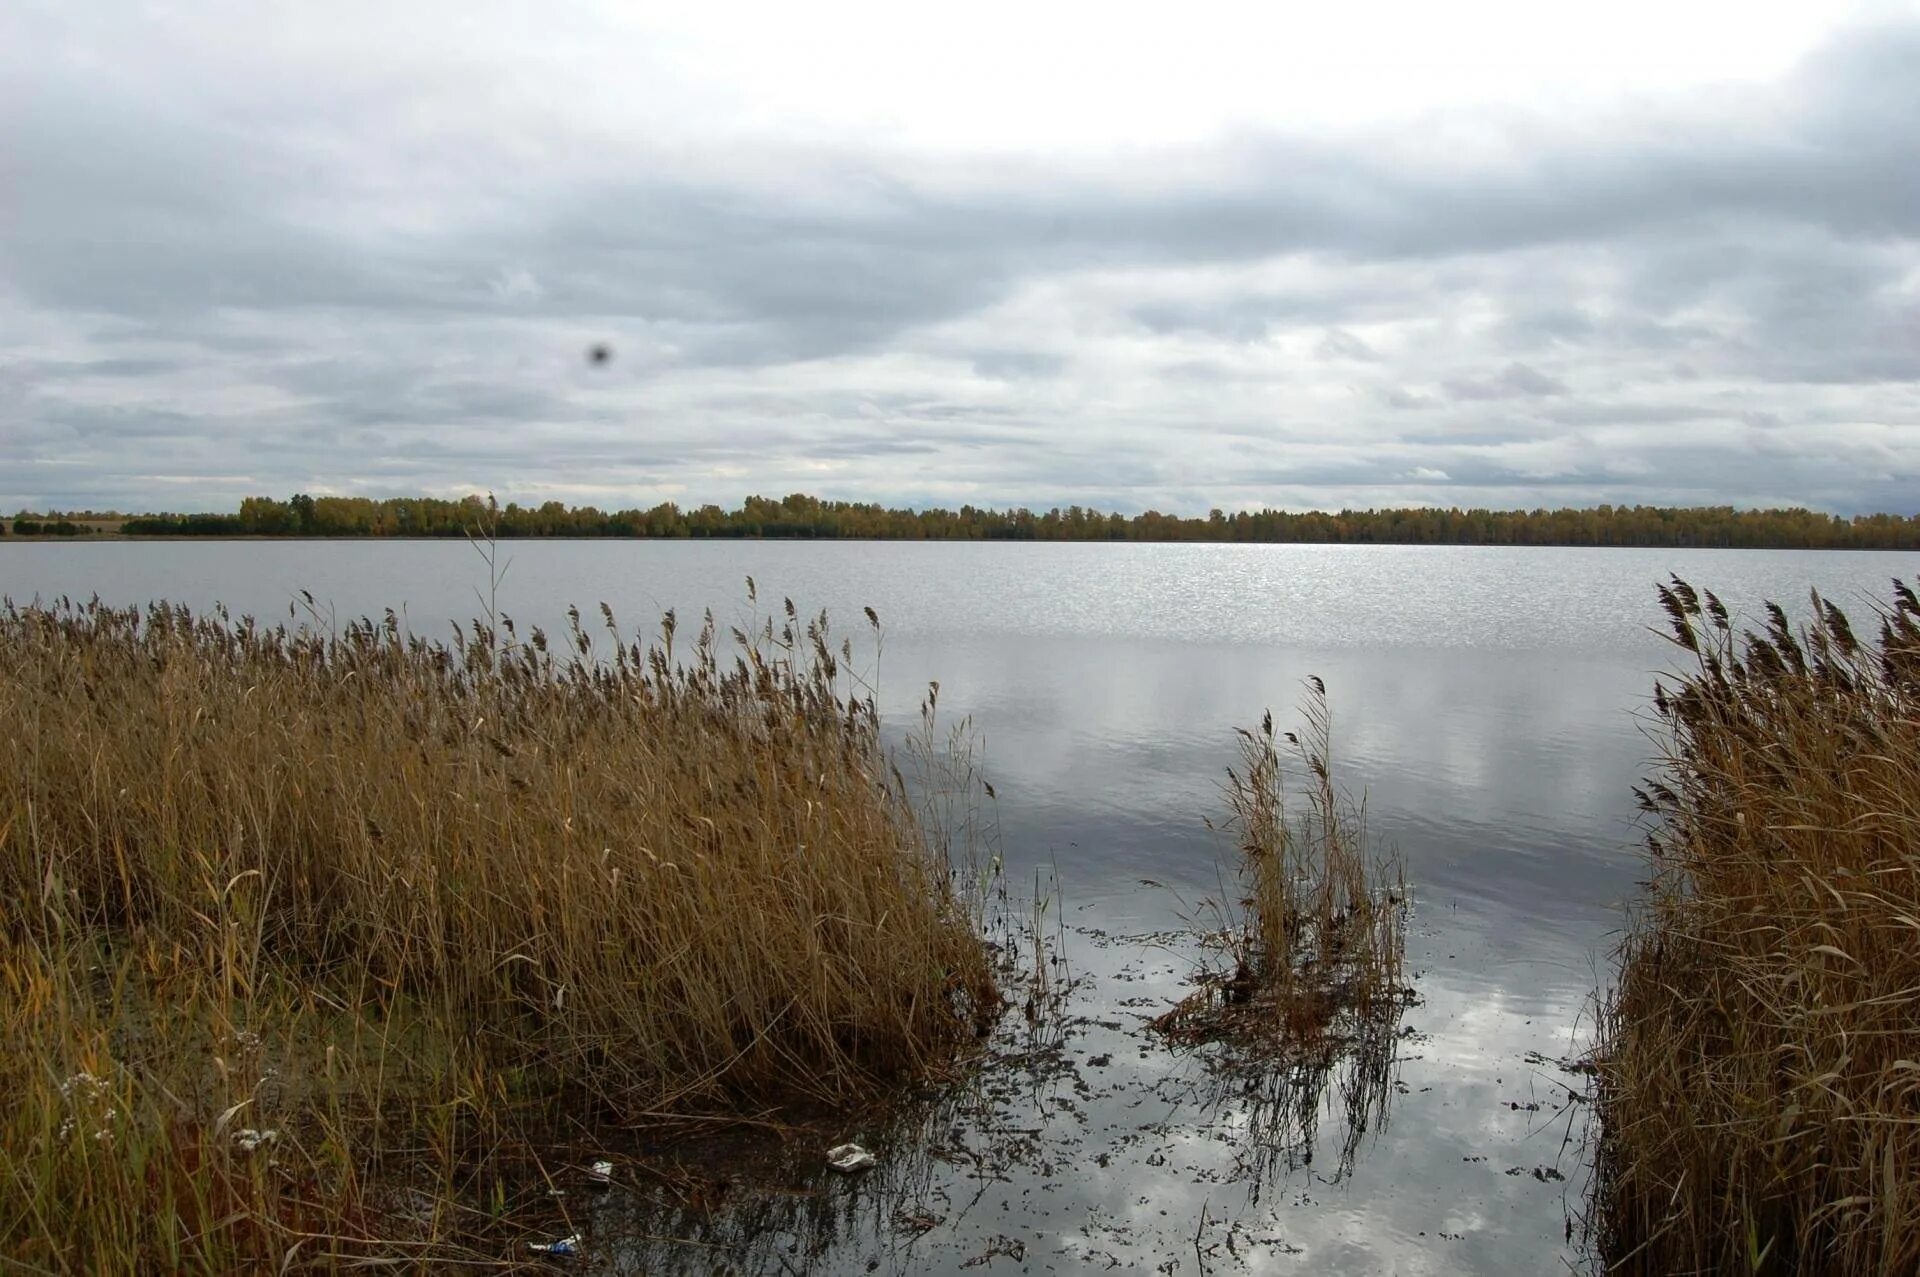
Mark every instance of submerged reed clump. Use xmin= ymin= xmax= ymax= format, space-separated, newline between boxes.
xmin=1156 ymin=678 xmax=1407 ymax=1047
xmin=1594 ymin=576 xmax=1920 ymax=1274
xmin=0 ymin=594 xmax=998 ymax=1271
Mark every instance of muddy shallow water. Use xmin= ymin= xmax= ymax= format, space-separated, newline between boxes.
xmin=5 ymin=540 xmax=1911 ymax=1272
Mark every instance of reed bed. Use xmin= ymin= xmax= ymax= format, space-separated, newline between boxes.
xmin=0 ymin=594 xmax=998 ymax=1271
xmin=1594 ymin=576 xmax=1920 ymax=1274
xmin=1156 ymin=679 xmax=1407 ymax=1047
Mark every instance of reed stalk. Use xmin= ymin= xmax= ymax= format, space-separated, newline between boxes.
xmin=1156 ymin=679 xmax=1406 ymax=1047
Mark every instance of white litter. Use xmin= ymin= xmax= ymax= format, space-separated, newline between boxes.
xmin=826 ymin=1142 xmax=877 ymax=1173
xmin=587 ymin=1159 xmax=614 ymax=1184
xmin=528 ymin=1233 xmax=581 ymax=1256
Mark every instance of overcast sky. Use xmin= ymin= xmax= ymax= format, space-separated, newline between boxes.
xmin=4 ymin=1 xmax=1918 ymax=515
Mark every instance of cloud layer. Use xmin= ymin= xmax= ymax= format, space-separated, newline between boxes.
xmin=4 ymin=3 xmax=1918 ymax=514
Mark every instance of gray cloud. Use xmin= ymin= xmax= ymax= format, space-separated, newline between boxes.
xmin=2 ymin=11 xmax=1918 ymax=514
xmin=1379 ymin=387 xmax=1441 ymax=411
xmin=1444 ymin=363 xmax=1571 ymax=401
xmin=968 ymin=349 xmax=1069 ymax=381
xmin=1318 ymin=328 xmax=1380 ymax=362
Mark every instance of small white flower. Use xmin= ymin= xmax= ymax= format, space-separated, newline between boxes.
xmin=59 ymin=1071 xmax=107 ymax=1100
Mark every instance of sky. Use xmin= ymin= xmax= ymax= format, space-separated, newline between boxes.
xmin=3 ymin=1 xmax=1918 ymax=516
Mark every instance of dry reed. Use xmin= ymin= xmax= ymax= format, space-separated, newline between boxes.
xmin=1594 ymin=576 xmax=1920 ymax=1274
xmin=0 ymin=593 xmax=998 ymax=1271
xmin=1155 ymin=679 xmax=1407 ymax=1046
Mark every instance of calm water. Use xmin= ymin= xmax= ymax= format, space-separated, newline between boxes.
xmin=5 ymin=541 xmax=1914 ymax=1273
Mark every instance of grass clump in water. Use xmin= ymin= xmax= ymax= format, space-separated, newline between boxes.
xmin=1594 ymin=576 xmax=1920 ymax=1274
xmin=0 ymin=593 xmax=998 ymax=1271
xmin=1156 ymin=678 xmax=1407 ymax=1049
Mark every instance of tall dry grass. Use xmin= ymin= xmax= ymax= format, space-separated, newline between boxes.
xmin=1157 ymin=679 xmax=1406 ymax=1045
xmin=1594 ymin=576 xmax=1920 ymax=1274
xmin=0 ymin=592 xmax=998 ymax=1271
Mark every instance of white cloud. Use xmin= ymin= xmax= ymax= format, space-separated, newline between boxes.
xmin=2 ymin=2 xmax=1918 ymax=514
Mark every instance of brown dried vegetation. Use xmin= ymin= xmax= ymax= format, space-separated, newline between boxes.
xmin=0 ymin=593 xmax=996 ymax=1271
xmin=1155 ymin=680 xmax=1407 ymax=1049
xmin=1595 ymin=576 xmax=1920 ymax=1274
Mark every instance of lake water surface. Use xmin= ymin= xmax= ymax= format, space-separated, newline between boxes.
xmin=5 ymin=541 xmax=1913 ymax=1273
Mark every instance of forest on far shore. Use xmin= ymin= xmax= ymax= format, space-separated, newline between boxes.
xmin=8 ymin=493 xmax=1920 ymax=549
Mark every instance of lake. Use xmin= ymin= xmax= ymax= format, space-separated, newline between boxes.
xmin=4 ymin=540 xmax=1912 ymax=1273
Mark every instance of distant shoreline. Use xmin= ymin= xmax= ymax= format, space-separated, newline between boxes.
xmin=6 ymin=534 xmax=1917 ymax=552
xmin=10 ymin=493 xmax=1920 ymax=550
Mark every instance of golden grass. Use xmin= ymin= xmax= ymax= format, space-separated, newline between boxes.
xmin=1594 ymin=576 xmax=1920 ymax=1274
xmin=0 ymin=593 xmax=998 ymax=1271
xmin=1155 ymin=679 xmax=1406 ymax=1046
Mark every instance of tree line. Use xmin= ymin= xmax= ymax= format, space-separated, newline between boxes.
xmin=56 ymin=493 xmax=1920 ymax=548
xmin=2 ymin=518 xmax=98 ymax=537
